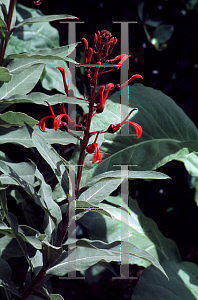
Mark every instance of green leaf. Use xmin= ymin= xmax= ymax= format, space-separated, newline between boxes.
xmin=0 ymin=67 xmax=12 ymax=83
xmin=0 ymin=159 xmax=63 ymax=226
xmin=0 ymin=161 xmax=36 ymax=185
xmin=0 ymin=0 xmax=16 ymax=30
xmin=47 ymin=239 xmax=167 ymax=278
xmin=0 ymin=223 xmax=42 ymax=250
xmin=0 ymin=258 xmax=21 ymax=297
xmin=5 ymin=35 xmax=37 ymax=56
xmin=84 ymin=170 xmax=170 ymax=187
xmin=153 ymin=24 xmax=174 ymax=43
xmin=42 ymin=238 xmax=62 ymax=265
xmin=33 ymin=285 xmax=64 ymax=300
xmin=0 ymin=16 xmax=8 ymax=38
xmin=78 ymin=178 xmax=124 ymax=205
xmin=40 ymin=60 xmax=82 ymax=94
xmin=12 ymin=14 xmax=77 ymax=31
xmin=0 ymin=64 xmax=44 ymax=100
xmin=49 ymin=295 xmax=64 ymax=300
xmin=13 ymin=3 xmax=60 ymax=50
xmin=0 ymin=234 xmax=25 ymax=259
xmin=0 ymin=111 xmax=38 ymax=128
xmin=31 ymin=125 xmax=69 ymax=196
xmin=32 ymin=162 xmax=62 ymax=240
xmin=0 ymin=126 xmax=79 ymax=148
xmin=78 ymin=84 xmax=198 ymax=187
xmin=178 ymin=152 xmax=198 ymax=176
xmin=6 ymin=43 xmax=80 ymax=65
xmin=132 ymin=260 xmax=198 ymax=300
xmin=75 ymin=200 xmax=112 ymax=220
xmin=2 ymin=92 xmax=88 ymax=106
xmin=79 ymin=196 xmax=181 ymax=268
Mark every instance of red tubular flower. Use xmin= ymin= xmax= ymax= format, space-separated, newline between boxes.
xmin=86 ymin=133 xmax=102 ymax=164
xmin=39 ymin=101 xmax=56 ymax=132
xmin=87 ymin=47 xmax=93 ymax=64
xmin=56 ymin=67 xmax=74 ymax=97
xmin=105 ymin=54 xmax=126 ymax=64
xmin=33 ymin=0 xmax=43 ymax=5
xmin=38 ymin=102 xmax=75 ymax=132
xmin=53 ymin=103 xmax=76 ymax=131
xmin=105 ymin=109 xmax=142 ymax=138
xmin=96 ymin=83 xmax=114 ymax=113
xmin=113 ymin=74 xmax=143 ymax=91
xmin=39 ymin=115 xmax=55 ymax=132
xmin=116 ymin=54 xmax=131 ymax=69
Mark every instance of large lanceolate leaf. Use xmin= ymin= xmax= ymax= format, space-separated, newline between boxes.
xmin=0 ymin=67 xmax=12 ymax=82
xmin=132 ymin=260 xmax=198 ymax=300
xmin=78 ymin=171 xmax=170 ymax=205
xmin=0 ymin=160 xmax=62 ymax=227
xmin=12 ymin=14 xmax=77 ymax=31
xmin=76 ymin=84 xmax=198 ymax=186
xmin=78 ymin=195 xmax=181 ymax=268
xmin=6 ymin=43 xmax=80 ymax=65
xmin=0 ymin=126 xmax=80 ymax=148
xmin=47 ymin=239 xmax=167 ymax=278
xmin=0 ymin=257 xmax=21 ymax=297
xmin=0 ymin=92 xmax=88 ymax=106
xmin=0 ymin=64 xmax=44 ymax=100
xmin=31 ymin=126 xmax=69 ymax=196
xmin=0 ymin=111 xmax=38 ymax=128
xmin=11 ymin=4 xmax=59 ymax=51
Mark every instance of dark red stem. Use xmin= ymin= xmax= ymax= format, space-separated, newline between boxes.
xmin=56 ymin=211 xmax=69 ymax=247
xmin=21 ymin=262 xmax=50 ymax=300
xmin=76 ymin=65 xmax=100 ymax=194
xmin=0 ymin=0 xmax=17 ymax=63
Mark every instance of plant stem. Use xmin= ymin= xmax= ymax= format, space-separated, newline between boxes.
xmin=0 ymin=0 xmax=17 ymax=63
xmin=55 ymin=210 xmax=69 ymax=247
xmin=76 ymin=71 xmax=99 ymax=194
xmin=21 ymin=261 xmax=50 ymax=300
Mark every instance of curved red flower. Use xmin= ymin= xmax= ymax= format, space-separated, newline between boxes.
xmin=105 ymin=109 xmax=142 ymax=138
xmin=96 ymin=83 xmax=114 ymax=113
xmin=86 ymin=133 xmax=102 ymax=164
xmin=54 ymin=114 xmax=76 ymax=131
xmin=38 ymin=101 xmax=75 ymax=132
xmin=39 ymin=115 xmax=55 ymax=132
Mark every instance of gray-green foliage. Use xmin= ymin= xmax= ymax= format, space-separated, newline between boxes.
xmin=0 ymin=1 xmax=198 ymax=300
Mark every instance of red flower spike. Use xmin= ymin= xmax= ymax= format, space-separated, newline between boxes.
xmin=56 ymin=67 xmax=69 ymax=96
xmin=86 ymin=133 xmax=102 ymax=164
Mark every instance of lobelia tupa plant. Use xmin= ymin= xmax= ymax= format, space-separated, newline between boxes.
xmin=39 ymin=29 xmax=143 ymax=194
xmin=2 ymin=1 xmax=198 ymax=300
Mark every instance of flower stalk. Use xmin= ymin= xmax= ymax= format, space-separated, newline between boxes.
xmin=38 ymin=30 xmax=143 ymax=249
